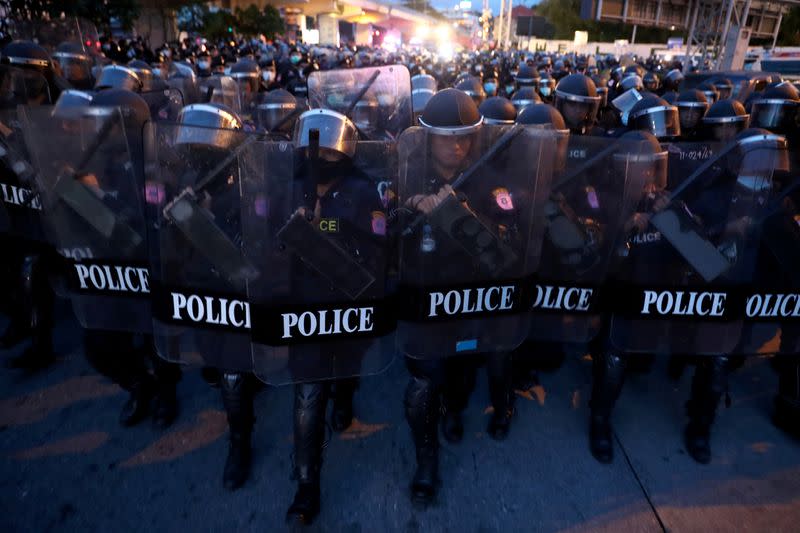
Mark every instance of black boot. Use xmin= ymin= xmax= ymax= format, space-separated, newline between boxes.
xmin=589 ymin=351 xmax=626 ymax=464
xmin=221 ymin=373 xmax=254 ymax=490
xmin=405 ymin=375 xmax=440 ymax=506
xmin=773 ymin=356 xmax=800 ymax=438
xmin=0 ymin=318 xmax=30 ymax=349
xmin=331 ymin=378 xmax=357 ymax=432
xmin=152 ymin=354 xmax=181 ymax=429
xmin=684 ymin=357 xmax=728 ymax=465
xmin=286 ymin=382 xmax=327 ymax=526
xmin=487 ymin=352 xmax=515 ymax=441
xmin=152 ymin=381 xmax=179 ymax=429
xmin=8 ymin=256 xmax=55 ymax=371
xmin=440 ymin=410 xmax=463 ymax=443
xmin=119 ymin=378 xmax=154 ymax=427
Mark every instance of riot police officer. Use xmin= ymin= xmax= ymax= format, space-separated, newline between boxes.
xmin=0 ymin=41 xmax=63 ymax=370
xmin=283 ymin=109 xmax=387 ymax=525
xmin=554 ymin=73 xmax=603 ymax=136
xmin=627 ymin=95 xmax=681 ymax=141
xmin=479 ymin=96 xmax=517 ymax=125
xmin=675 ymin=89 xmax=710 ymax=140
xmin=397 ymin=89 xmax=519 ymax=506
xmin=253 ymin=88 xmax=299 ymax=139
xmin=84 ymin=90 xmax=182 ymax=428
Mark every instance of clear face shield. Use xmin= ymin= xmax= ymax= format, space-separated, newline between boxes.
xmin=676 ymin=102 xmax=708 ymax=131
xmin=53 ymin=53 xmax=93 ymax=86
xmin=751 ymin=99 xmax=800 ymax=132
xmin=703 ymin=115 xmax=750 ymax=142
xmin=293 ymin=109 xmax=358 ymax=160
xmin=555 ymin=91 xmax=601 ymax=131
xmin=630 ymin=106 xmax=681 ymax=139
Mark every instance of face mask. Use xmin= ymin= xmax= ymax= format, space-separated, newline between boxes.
xmin=540 ymin=86 xmax=552 ymax=97
xmin=198 ymin=60 xmax=210 ymax=70
xmin=290 ymin=55 xmax=301 ymax=64
xmin=484 ymin=82 xmax=497 ymax=94
xmin=262 ymin=70 xmax=275 ymax=82
xmin=505 ymin=85 xmax=515 ymax=96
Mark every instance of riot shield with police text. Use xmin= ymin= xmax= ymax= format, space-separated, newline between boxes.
xmin=22 ymin=105 xmax=152 ymax=332
xmin=527 ymin=134 xmax=652 ymax=343
xmin=307 ymin=66 xmax=412 ymax=141
xmin=396 ymin=124 xmax=552 ymax=359
xmin=144 ymin=121 xmax=258 ymax=371
xmin=737 ymin=141 xmax=800 ymax=356
xmin=608 ymin=136 xmax=775 ymax=355
xmin=0 ymin=66 xmax=50 ymax=243
xmin=242 ymin=138 xmax=397 ymax=384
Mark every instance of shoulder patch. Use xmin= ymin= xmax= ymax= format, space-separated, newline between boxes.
xmin=492 ymin=187 xmax=514 ymax=211
xmin=371 ymin=211 xmax=387 ymax=235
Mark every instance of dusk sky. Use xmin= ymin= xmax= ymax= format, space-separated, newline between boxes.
xmin=427 ymin=0 xmax=541 ymax=16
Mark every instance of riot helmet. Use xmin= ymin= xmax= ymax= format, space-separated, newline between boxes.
xmin=52 ymin=89 xmax=94 ymax=118
xmin=628 ymin=95 xmax=680 ymax=139
xmin=642 ymin=71 xmax=660 ymax=92
xmin=708 ymin=77 xmax=734 ymax=100
xmin=613 ymin=130 xmax=668 ymax=191
xmin=515 ymin=64 xmax=539 ymax=88
xmin=412 ymin=74 xmax=437 ymax=123
xmin=255 ymin=88 xmax=298 ymax=134
xmin=230 ymin=59 xmax=260 ymax=96
xmin=175 ymin=102 xmax=244 ymax=154
xmin=662 ymin=69 xmax=684 ymax=92
xmin=90 ymin=89 xmax=151 ymax=159
xmin=294 ymin=108 xmax=358 ymax=161
xmin=697 ymin=81 xmax=720 ymax=104
xmin=675 ymin=89 xmax=709 ymax=132
xmin=619 ymin=75 xmax=643 ymax=93
xmin=703 ymin=98 xmax=750 ymax=141
xmin=516 ymin=103 xmax=569 ymax=172
xmin=749 ymin=82 xmax=800 ymax=135
xmin=127 ymin=59 xmax=155 ymax=91
xmin=95 ymin=65 xmax=143 ymax=92
xmin=53 ymin=42 xmax=93 ymax=90
xmin=479 ymin=96 xmax=516 ymax=125
xmin=510 ymin=86 xmax=541 ymax=113
xmin=624 ymin=64 xmax=645 ymax=79
xmin=554 ymin=73 xmax=601 ymax=133
xmin=1 ymin=41 xmax=56 ymax=102
xmin=419 ymin=88 xmax=482 ymax=176
xmin=456 ymin=76 xmax=486 ymax=106
xmin=734 ymin=128 xmax=790 ymax=188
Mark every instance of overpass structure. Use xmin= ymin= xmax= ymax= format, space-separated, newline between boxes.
xmin=581 ymin=0 xmax=800 ymax=71
xmin=226 ymin=0 xmax=445 ymax=46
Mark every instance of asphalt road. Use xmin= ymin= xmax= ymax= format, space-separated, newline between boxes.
xmin=2 ymin=305 xmax=800 ymax=532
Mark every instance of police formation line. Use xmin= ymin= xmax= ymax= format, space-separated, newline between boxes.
xmin=2 ymin=28 xmax=800 ymax=527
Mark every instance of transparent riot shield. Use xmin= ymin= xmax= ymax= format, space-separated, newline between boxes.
xmin=736 ymin=141 xmax=800 ymax=356
xmin=21 ymin=105 xmax=152 ymax=333
xmin=11 ymin=17 xmax=99 ymax=91
xmin=242 ymin=138 xmax=397 ymax=385
xmin=527 ymin=134 xmax=651 ymax=343
xmin=396 ymin=124 xmax=553 ymax=359
xmin=307 ymin=66 xmax=412 ymax=141
xmin=0 ymin=66 xmax=52 ymax=243
xmin=145 ymin=121 xmax=258 ymax=371
xmin=608 ymin=137 xmax=775 ymax=356
xmin=197 ymin=76 xmax=241 ymax=114
xmin=140 ymin=87 xmax=184 ymax=122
